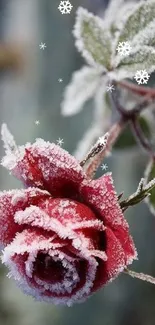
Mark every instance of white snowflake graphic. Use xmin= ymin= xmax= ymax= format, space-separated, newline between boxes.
xmin=116 ymin=41 xmax=132 ymax=56
xmin=35 ymin=120 xmax=40 ymax=125
xmin=58 ymin=1 xmax=73 ymax=14
xmin=134 ymin=70 xmax=150 ymax=85
xmin=101 ymin=163 xmax=108 ymax=171
xmin=56 ymin=138 xmax=64 ymax=146
xmin=106 ymin=84 xmax=115 ymax=92
xmin=39 ymin=42 xmax=46 ymax=50
xmin=58 ymin=78 xmax=63 ymax=83
xmin=98 ymin=133 xmax=109 ymax=146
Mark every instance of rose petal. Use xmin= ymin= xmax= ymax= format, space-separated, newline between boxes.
xmin=0 ymin=188 xmax=50 ymax=246
xmin=2 ymin=228 xmax=66 ymax=257
xmin=92 ymin=227 xmax=125 ymax=291
xmin=14 ymin=205 xmax=78 ymax=241
xmin=80 ymin=173 xmax=137 ymax=264
xmin=2 ymin=139 xmax=85 ymax=197
xmin=39 ymin=198 xmax=107 ymax=251
xmin=2 ymin=229 xmax=98 ymax=306
xmin=15 ymin=198 xmax=106 ymax=253
xmin=1 ymin=229 xmax=68 ymax=300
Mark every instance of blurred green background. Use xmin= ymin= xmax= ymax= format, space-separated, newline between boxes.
xmin=0 ymin=1 xmax=155 ymax=325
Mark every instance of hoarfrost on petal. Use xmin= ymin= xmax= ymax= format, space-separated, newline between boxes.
xmin=0 ymin=188 xmax=50 ymax=246
xmin=80 ymin=173 xmax=137 ymax=264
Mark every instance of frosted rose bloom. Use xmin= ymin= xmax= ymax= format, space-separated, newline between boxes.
xmin=0 ymin=125 xmax=137 ymax=306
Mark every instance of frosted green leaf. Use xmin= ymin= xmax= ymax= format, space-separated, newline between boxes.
xmin=118 ymin=0 xmax=155 ymax=43
xmin=144 ymin=159 xmax=155 ymax=216
xmin=114 ymin=1 xmax=155 ymax=71
xmin=111 ymin=46 xmax=155 ymax=80
xmin=61 ymin=66 xmax=102 ymax=116
xmin=120 ymin=165 xmax=155 ymax=209
xmin=73 ymin=7 xmax=112 ymax=70
xmin=130 ymin=18 xmax=155 ymax=48
xmin=103 ymin=0 xmax=125 ymax=28
xmin=73 ymin=79 xmax=111 ymax=160
xmin=104 ymin=0 xmax=136 ymax=36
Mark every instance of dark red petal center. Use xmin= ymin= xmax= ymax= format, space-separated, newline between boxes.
xmin=33 ymin=252 xmax=64 ymax=283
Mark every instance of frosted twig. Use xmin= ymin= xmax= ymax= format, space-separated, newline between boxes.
xmin=80 ymin=132 xmax=109 ymax=167
xmin=135 ymin=178 xmax=145 ymax=194
xmin=1 ymin=124 xmax=18 ymax=154
xmin=124 ymin=268 xmax=155 ymax=285
xmin=118 ymin=80 xmax=155 ymax=97
xmin=120 ymin=176 xmax=155 ymax=210
xmin=85 ymin=119 xmax=126 ymax=179
xmin=117 ymin=192 xmax=124 ymax=200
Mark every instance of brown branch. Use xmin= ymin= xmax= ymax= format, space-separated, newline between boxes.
xmin=130 ymin=117 xmax=155 ymax=159
xmin=85 ymin=118 xmax=126 ymax=179
xmin=118 ymin=80 xmax=155 ymax=97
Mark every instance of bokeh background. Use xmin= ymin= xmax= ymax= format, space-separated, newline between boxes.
xmin=0 ymin=1 xmax=155 ymax=325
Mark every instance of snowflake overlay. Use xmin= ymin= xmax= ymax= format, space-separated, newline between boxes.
xmin=39 ymin=43 xmax=46 ymax=50
xmin=56 ymin=138 xmax=64 ymax=146
xmin=134 ymin=70 xmax=150 ymax=85
xmin=35 ymin=120 xmax=40 ymax=125
xmin=106 ymin=84 xmax=115 ymax=92
xmin=116 ymin=42 xmax=132 ymax=57
xmin=101 ymin=164 xmax=108 ymax=171
xmin=58 ymin=1 xmax=73 ymax=14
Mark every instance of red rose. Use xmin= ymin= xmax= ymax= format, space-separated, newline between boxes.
xmin=0 ymin=135 xmax=137 ymax=306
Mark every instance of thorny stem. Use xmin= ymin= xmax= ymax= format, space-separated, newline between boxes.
xmin=80 ymin=133 xmax=109 ymax=167
xmin=118 ymin=80 xmax=155 ymax=97
xmin=124 ymin=268 xmax=155 ymax=285
xmin=85 ymin=118 xmax=126 ymax=179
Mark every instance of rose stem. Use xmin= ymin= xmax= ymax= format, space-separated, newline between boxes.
xmin=117 ymin=80 xmax=155 ymax=97
xmin=124 ymin=268 xmax=155 ymax=285
xmin=130 ymin=117 xmax=155 ymax=159
xmin=86 ymin=118 xmax=126 ymax=179
xmin=80 ymin=132 xmax=109 ymax=167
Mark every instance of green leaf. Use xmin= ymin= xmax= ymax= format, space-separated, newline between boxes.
xmin=113 ymin=1 xmax=155 ymax=76
xmin=73 ymin=7 xmax=112 ymax=70
xmin=118 ymin=0 xmax=155 ymax=43
xmin=61 ymin=66 xmax=101 ymax=116
xmin=114 ymin=116 xmax=150 ymax=149
xmin=113 ymin=46 xmax=155 ymax=80
xmin=144 ymin=159 xmax=155 ymax=215
xmin=120 ymin=175 xmax=155 ymax=210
